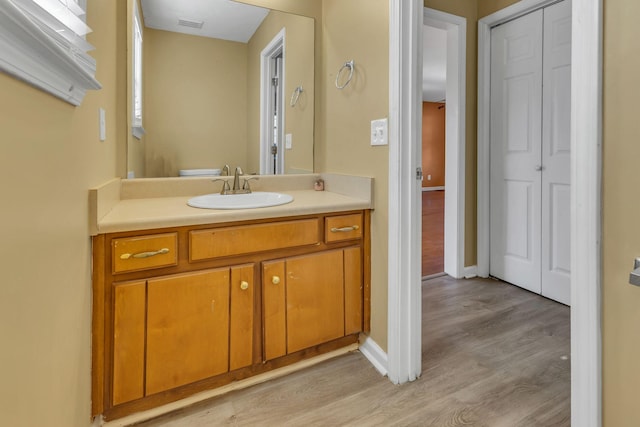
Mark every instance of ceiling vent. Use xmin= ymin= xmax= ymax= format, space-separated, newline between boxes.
xmin=177 ymin=18 xmax=204 ymax=29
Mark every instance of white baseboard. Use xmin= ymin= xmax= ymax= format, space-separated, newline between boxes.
xmin=359 ymin=336 xmax=388 ymax=376
xmin=463 ymin=265 xmax=478 ymax=278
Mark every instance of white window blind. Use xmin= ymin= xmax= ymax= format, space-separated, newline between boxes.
xmin=0 ymin=0 xmax=101 ymax=105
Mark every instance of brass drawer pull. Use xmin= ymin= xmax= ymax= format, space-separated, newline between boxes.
xmin=120 ymin=248 xmax=170 ymax=260
xmin=240 ymin=281 xmax=249 ymax=291
xmin=330 ymin=225 xmax=360 ymax=233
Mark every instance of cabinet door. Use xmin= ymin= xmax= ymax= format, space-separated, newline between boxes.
xmin=344 ymin=247 xmax=363 ymax=335
xmin=112 ymin=281 xmax=146 ymax=405
xmin=263 ymin=260 xmax=286 ymax=361
xmin=146 ymin=269 xmax=230 ymax=395
xmin=230 ymin=264 xmax=255 ymax=371
xmin=286 ymin=250 xmax=345 ymax=353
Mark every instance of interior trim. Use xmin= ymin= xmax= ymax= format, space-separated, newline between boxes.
xmin=570 ymin=0 xmax=602 ymax=425
xmin=387 ymin=0 xmax=423 ymax=384
xmin=358 ymin=337 xmax=388 ymax=376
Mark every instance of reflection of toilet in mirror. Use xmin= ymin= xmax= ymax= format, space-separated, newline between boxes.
xmin=178 ymin=168 xmax=221 ymax=177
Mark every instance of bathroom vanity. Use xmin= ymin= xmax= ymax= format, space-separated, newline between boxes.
xmin=90 ymin=174 xmax=372 ymax=421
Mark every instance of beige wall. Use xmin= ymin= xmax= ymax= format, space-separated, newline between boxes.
xmin=0 ymin=0 xmax=124 ymax=425
xmin=144 ymin=30 xmax=248 ymax=177
xmin=602 ymin=0 xmax=640 ymax=425
xmin=319 ymin=0 xmax=389 ymax=350
xmin=246 ymin=11 xmax=315 ymax=174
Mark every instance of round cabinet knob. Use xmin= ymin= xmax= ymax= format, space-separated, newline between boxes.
xmin=272 ymin=276 xmax=281 ymax=285
xmin=240 ymin=281 xmax=249 ymax=291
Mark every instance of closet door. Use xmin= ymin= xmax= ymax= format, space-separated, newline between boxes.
xmin=489 ymin=9 xmax=544 ymax=294
xmin=541 ymin=0 xmax=571 ymax=305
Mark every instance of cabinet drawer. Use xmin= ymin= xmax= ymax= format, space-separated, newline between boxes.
xmin=190 ymin=219 xmax=319 ymax=261
xmin=112 ymin=233 xmax=178 ymax=274
xmin=325 ymin=213 xmax=363 ymax=243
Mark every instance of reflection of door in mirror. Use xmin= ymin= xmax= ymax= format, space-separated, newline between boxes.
xmin=128 ymin=1 xmax=315 ymax=178
xmin=262 ymin=32 xmax=285 ymax=175
xmin=272 ymin=55 xmax=283 ymax=174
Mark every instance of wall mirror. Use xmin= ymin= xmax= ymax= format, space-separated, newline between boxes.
xmin=127 ymin=0 xmax=315 ymax=178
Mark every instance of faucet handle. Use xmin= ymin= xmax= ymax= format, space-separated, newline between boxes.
xmin=211 ymin=178 xmax=231 ymax=195
xmin=242 ymin=176 xmax=259 ymax=192
xmin=222 ymin=165 xmax=230 ymax=176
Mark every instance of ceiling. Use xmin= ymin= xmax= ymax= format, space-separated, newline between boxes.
xmin=140 ymin=0 xmax=269 ymax=43
xmin=422 ymin=25 xmax=447 ymax=102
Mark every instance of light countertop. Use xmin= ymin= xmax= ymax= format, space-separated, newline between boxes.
xmin=90 ymin=174 xmax=374 ymax=235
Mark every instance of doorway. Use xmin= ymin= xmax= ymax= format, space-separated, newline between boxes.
xmin=421 ymin=22 xmax=447 ymax=279
xmin=422 ymin=8 xmax=468 ymax=280
xmin=486 ymin=0 xmax=571 ymax=306
xmin=260 ymin=29 xmax=285 ymax=175
xmin=389 ymin=0 xmax=602 ymax=424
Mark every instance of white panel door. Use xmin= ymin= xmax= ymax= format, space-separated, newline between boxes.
xmin=541 ymin=0 xmax=571 ymax=305
xmin=489 ymin=10 xmax=543 ymax=294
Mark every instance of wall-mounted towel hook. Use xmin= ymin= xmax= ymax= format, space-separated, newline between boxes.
xmin=335 ymin=60 xmax=354 ymax=90
xmin=290 ymin=85 xmax=303 ymax=107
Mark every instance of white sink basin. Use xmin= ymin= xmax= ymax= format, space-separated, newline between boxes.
xmin=187 ymin=192 xmax=294 ymax=210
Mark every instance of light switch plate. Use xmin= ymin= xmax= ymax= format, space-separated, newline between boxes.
xmin=99 ymin=108 xmax=106 ymax=141
xmin=285 ymin=133 xmax=292 ymax=150
xmin=371 ymin=118 xmax=388 ymax=146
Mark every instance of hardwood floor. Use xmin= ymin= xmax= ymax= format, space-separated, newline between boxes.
xmin=135 ymin=276 xmax=570 ymax=427
xmin=422 ymin=190 xmax=444 ymax=277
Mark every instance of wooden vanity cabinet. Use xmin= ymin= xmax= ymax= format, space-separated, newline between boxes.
xmin=93 ymin=211 xmax=369 ymax=420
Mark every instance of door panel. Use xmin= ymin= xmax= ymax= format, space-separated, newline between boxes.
xmin=286 ymin=251 xmax=345 ymax=353
xmin=146 ymin=269 xmax=230 ymax=395
xmin=490 ymin=9 xmax=543 ymax=294
xmin=541 ymin=0 xmax=571 ymax=305
xmin=229 ymin=264 xmax=255 ymax=371
xmin=112 ymin=281 xmax=146 ymax=405
xmin=262 ymin=260 xmax=286 ymax=361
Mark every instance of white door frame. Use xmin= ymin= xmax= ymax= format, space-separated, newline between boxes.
xmin=387 ymin=0 xmax=423 ymax=384
xmin=423 ymin=8 xmax=468 ymax=279
xmin=475 ymin=0 xmax=602 ymax=425
xmin=260 ymin=28 xmax=286 ymax=175
xmin=569 ymin=1 xmax=602 ymax=425
xmin=391 ymin=0 xmax=602 ymax=424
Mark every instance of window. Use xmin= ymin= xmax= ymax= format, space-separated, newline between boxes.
xmin=0 ymin=0 xmax=101 ymax=105
xmin=131 ymin=1 xmax=144 ymax=139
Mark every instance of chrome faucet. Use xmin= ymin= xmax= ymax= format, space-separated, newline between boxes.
xmin=211 ymin=178 xmax=231 ymax=195
xmin=214 ymin=166 xmax=258 ymax=194
xmin=232 ymin=167 xmax=243 ymax=192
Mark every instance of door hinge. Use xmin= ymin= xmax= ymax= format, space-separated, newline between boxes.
xmin=272 ymin=77 xmax=279 ymax=87
xmin=416 ymin=167 xmax=423 ymax=181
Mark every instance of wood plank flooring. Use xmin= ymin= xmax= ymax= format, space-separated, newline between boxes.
xmin=134 ymin=276 xmax=570 ymax=427
xmin=422 ymin=190 xmax=445 ymax=277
